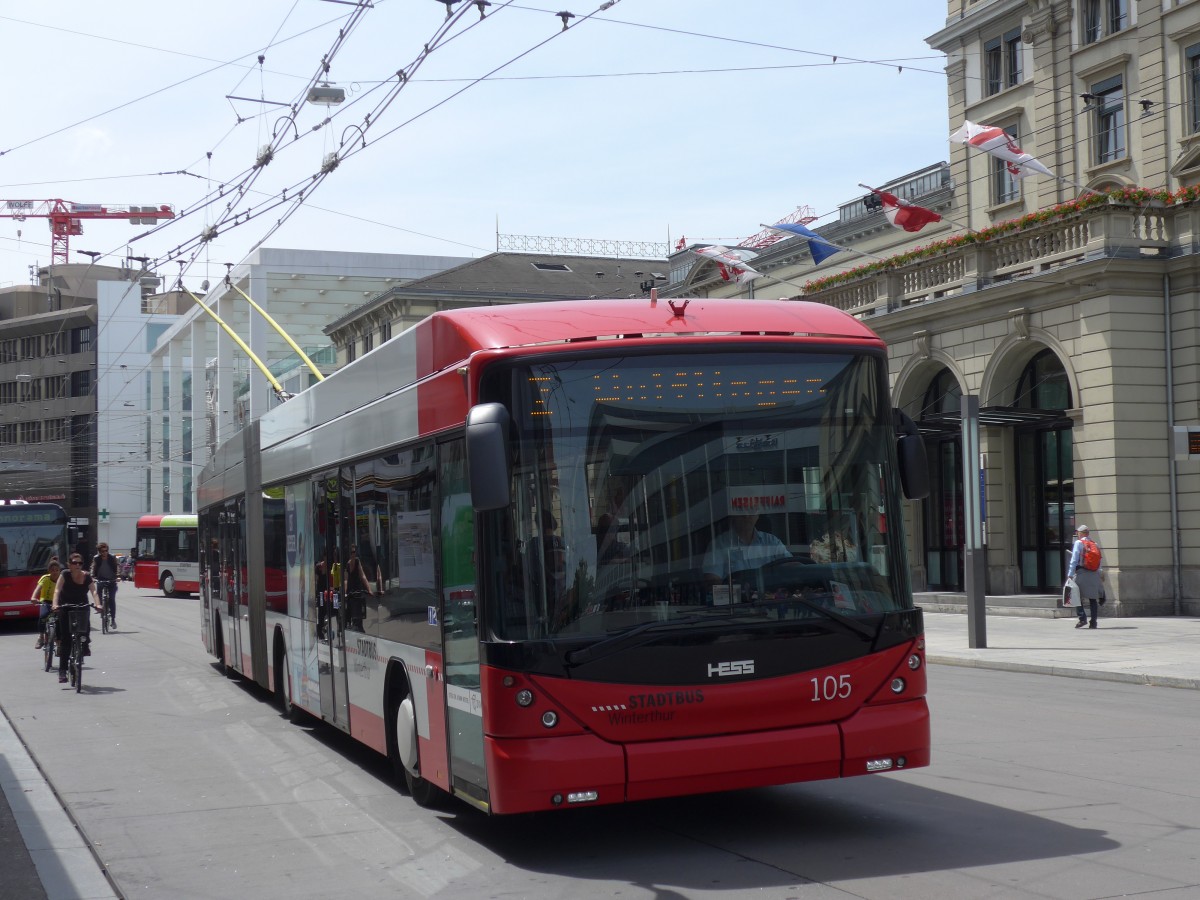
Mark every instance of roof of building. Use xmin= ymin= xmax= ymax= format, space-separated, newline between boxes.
xmin=326 ymin=252 xmax=667 ymax=332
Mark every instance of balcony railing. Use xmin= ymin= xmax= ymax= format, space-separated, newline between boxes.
xmin=804 ymin=199 xmax=1173 ymax=317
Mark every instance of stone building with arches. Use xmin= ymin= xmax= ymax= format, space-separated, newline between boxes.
xmin=662 ymin=0 xmax=1200 ymax=616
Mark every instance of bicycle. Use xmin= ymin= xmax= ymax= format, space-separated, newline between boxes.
xmin=60 ymin=603 xmax=92 ymax=693
xmin=97 ymin=581 xmax=115 ymax=634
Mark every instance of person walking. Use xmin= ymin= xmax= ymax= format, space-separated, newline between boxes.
xmin=1066 ymin=524 xmax=1103 ymax=629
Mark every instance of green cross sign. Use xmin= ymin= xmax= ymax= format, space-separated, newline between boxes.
xmin=99 ymin=508 xmax=109 ymax=522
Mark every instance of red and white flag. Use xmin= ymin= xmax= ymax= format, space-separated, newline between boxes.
xmin=950 ymin=120 xmax=1053 ymax=179
xmin=860 ymin=184 xmax=942 ymax=233
xmin=692 ymin=245 xmax=760 ymax=283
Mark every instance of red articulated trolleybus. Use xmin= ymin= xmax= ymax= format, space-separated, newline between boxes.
xmin=0 ymin=500 xmax=70 ymax=621
xmin=197 ymin=298 xmax=931 ymax=815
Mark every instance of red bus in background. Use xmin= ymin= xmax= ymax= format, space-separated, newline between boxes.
xmin=135 ymin=514 xmax=200 ymax=596
xmin=198 ymin=298 xmax=931 ymax=815
xmin=0 ymin=501 xmax=70 ymax=620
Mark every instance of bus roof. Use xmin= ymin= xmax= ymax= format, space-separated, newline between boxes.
xmin=418 ymin=298 xmax=882 ymax=376
xmin=202 ymin=298 xmax=885 ymax=496
xmin=136 ymin=515 xmax=198 ymax=529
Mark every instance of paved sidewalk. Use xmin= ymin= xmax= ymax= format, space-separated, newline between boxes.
xmin=923 ymin=611 xmax=1200 ymax=690
xmin=0 ymin=707 xmax=117 ymax=900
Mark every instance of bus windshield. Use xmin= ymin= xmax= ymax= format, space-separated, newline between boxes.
xmin=0 ymin=506 xmax=69 ymax=577
xmin=484 ymin=349 xmax=911 ymax=642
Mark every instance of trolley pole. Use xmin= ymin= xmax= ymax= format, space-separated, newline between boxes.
xmin=961 ymin=395 xmax=986 ymax=648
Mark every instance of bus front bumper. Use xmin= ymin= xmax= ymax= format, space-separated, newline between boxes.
xmin=484 ymin=697 xmax=929 ymax=814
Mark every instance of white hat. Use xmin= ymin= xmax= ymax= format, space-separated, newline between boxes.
xmin=1076 ymin=524 xmax=1089 ymax=533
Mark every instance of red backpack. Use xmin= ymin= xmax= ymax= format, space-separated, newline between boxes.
xmin=1080 ymin=537 xmax=1101 ymax=571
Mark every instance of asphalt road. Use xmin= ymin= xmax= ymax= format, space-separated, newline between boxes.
xmin=2 ymin=586 xmax=1198 ymax=899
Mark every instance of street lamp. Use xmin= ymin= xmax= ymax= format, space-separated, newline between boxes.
xmin=306 ymin=83 xmax=346 ymax=106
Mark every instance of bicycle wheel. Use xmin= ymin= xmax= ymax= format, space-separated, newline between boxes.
xmin=43 ymin=630 xmax=53 ymax=672
xmin=73 ymin=639 xmax=83 ymax=692
xmin=101 ymin=599 xmax=109 ymax=634
xmin=68 ymin=642 xmax=77 ymax=687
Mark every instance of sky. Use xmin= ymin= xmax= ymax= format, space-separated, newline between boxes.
xmin=0 ymin=0 xmax=951 ymax=290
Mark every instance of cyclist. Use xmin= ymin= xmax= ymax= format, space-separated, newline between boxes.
xmin=32 ymin=558 xmax=62 ymax=649
xmin=91 ymin=542 xmax=119 ymax=630
xmin=52 ymin=554 xmax=101 ymax=683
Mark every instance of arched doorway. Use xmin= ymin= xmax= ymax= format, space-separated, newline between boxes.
xmin=1012 ymin=349 xmax=1073 ymax=592
xmin=920 ymin=369 xmax=964 ymax=590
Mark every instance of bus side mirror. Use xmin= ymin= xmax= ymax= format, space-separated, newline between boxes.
xmin=466 ymin=402 xmax=512 ymax=511
xmin=894 ymin=410 xmax=930 ymax=500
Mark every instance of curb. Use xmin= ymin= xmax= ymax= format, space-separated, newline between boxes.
xmin=0 ymin=706 xmax=119 ymax=900
xmin=927 ymin=655 xmax=1200 ymax=691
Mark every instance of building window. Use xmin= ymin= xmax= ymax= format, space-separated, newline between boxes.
xmin=362 ymin=331 xmax=373 ymax=354
xmin=20 ymin=335 xmax=42 ymax=360
xmin=1188 ymin=44 xmax=1200 ymax=134
xmin=44 ymin=333 xmax=65 ymax=356
xmin=380 ymin=320 xmax=392 ymax=343
xmin=991 ymin=123 xmax=1022 ymax=204
xmin=0 ymin=382 xmax=14 ymax=405
xmin=20 ymin=421 xmax=42 ymax=444
xmin=71 ymin=326 xmax=93 ymax=354
xmin=19 ymin=379 xmax=41 ymax=402
xmin=1083 ymin=0 xmax=1128 ymax=44
xmin=45 ymin=376 xmax=65 ymax=399
xmin=45 ymin=418 xmax=66 ymax=442
xmin=71 ymin=370 xmax=92 ymax=397
xmin=346 ymin=339 xmax=356 ymax=363
xmin=984 ymin=28 xmax=1022 ymax=95
xmin=1092 ymin=75 xmax=1126 ymax=164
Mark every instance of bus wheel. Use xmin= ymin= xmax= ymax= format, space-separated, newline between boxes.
xmin=275 ymin=637 xmax=301 ymax=723
xmin=161 ymin=572 xmax=177 ymax=597
xmin=213 ymin=619 xmax=227 ymax=677
xmin=390 ymin=690 xmax=440 ymax=808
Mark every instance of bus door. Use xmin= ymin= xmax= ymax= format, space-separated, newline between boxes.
xmin=219 ymin=502 xmax=244 ymax=672
xmin=439 ymin=438 xmax=488 ymax=804
xmin=313 ymin=472 xmax=349 ymax=729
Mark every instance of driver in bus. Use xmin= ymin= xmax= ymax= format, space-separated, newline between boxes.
xmin=702 ymin=514 xmax=791 ymax=586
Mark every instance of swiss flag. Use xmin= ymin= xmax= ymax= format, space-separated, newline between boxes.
xmin=867 ymin=187 xmax=942 ymax=233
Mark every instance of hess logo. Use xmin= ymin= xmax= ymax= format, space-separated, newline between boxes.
xmin=707 ymin=659 xmax=754 ymax=678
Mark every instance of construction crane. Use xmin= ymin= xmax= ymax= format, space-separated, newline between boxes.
xmin=0 ymin=199 xmax=175 ymax=266
xmin=738 ymin=205 xmax=819 ymax=250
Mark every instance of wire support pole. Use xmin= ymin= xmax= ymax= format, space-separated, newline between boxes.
xmin=224 ymin=272 xmax=324 ymax=382
xmin=179 ymin=284 xmax=290 ymax=401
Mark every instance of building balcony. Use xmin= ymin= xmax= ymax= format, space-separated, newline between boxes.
xmin=802 ymin=194 xmax=1175 ymax=317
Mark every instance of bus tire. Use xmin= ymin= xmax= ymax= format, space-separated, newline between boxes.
xmin=386 ymin=670 xmax=441 ymax=808
xmin=213 ymin=616 xmax=228 ymax=677
xmin=274 ymin=632 xmax=302 ymax=723
xmin=161 ymin=572 xmax=177 ymax=597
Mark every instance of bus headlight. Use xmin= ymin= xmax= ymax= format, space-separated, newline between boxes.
xmin=907 ymin=654 xmax=921 ymax=670
xmin=541 ymin=711 xmax=558 ymax=728
xmin=890 ymin=678 xmax=906 ymax=694
xmin=515 ymin=689 xmax=534 ymax=707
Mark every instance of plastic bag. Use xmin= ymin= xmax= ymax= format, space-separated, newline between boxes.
xmin=1062 ymin=576 xmax=1078 ymax=607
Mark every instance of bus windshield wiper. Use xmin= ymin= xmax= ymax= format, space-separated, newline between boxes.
xmin=777 ymin=594 xmax=879 ymax=641
xmin=563 ymin=615 xmax=714 ymax=667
